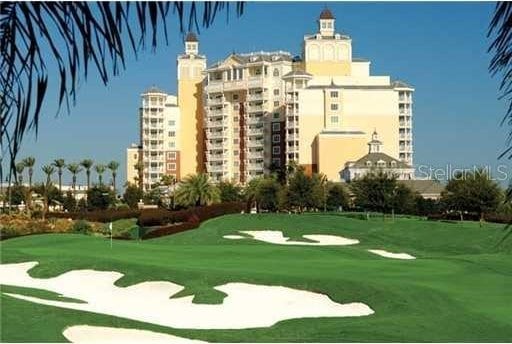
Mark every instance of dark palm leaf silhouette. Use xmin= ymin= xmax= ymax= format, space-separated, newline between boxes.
xmin=488 ymin=1 xmax=512 ymax=245
xmin=0 ymin=1 xmax=244 ymax=176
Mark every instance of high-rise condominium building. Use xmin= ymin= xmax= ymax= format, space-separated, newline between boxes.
xmin=126 ymin=9 xmax=414 ymax=187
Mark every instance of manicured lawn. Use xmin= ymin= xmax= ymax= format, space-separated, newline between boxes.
xmin=1 ymin=213 xmax=512 ymax=342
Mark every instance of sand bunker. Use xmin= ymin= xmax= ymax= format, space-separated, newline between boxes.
xmin=224 ymin=230 xmax=359 ymax=246
xmin=0 ymin=262 xmax=374 ymax=329
xmin=63 ymin=325 xmax=207 ymax=343
xmin=223 ymin=234 xmax=245 ymax=239
xmin=368 ymin=249 xmax=416 ymax=260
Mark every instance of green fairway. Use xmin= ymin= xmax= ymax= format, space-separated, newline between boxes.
xmin=1 ymin=213 xmax=512 ymax=342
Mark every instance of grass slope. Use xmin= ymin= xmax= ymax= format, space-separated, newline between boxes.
xmin=1 ymin=214 xmax=512 ymax=342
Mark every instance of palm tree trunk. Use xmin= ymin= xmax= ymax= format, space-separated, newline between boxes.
xmin=58 ymin=171 xmax=62 ymax=191
xmin=86 ymin=171 xmax=90 ymax=190
xmin=112 ymin=174 xmax=116 ymax=194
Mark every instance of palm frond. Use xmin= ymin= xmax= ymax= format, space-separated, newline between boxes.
xmin=0 ymin=1 xmax=245 ymax=177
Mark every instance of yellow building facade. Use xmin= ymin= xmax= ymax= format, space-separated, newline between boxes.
xmin=127 ymin=9 xmax=415 ymax=186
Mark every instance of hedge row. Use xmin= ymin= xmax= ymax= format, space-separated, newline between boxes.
xmin=48 ymin=209 xmax=141 ymax=223
xmin=427 ymin=212 xmax=512 ymax=224
xmin=141 ymin=202 xmax=245 ymax=239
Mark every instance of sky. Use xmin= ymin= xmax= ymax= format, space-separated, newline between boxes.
xmin=10 ymin=2 xmax=512 ymax=187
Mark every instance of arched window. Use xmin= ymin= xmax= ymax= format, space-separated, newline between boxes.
xmin=273 ymin=68 xmax=280 ymax=77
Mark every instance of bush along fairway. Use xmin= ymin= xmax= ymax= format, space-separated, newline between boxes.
xmin=1 ymin=213 xmax=512 ymax=342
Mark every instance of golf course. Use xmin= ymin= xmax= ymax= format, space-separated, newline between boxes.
xmin=1 ymin=213 xmax=512 ymax=342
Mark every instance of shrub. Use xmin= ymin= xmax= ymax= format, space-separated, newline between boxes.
xmin=141 ymin=202 xmax=245 ymax=239
xmin=48 ymin=208 xmax=140 ymax=223
xmin=71 ymin=220 xmax=92 ymax=234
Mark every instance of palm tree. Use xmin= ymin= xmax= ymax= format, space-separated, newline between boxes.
xmin=107 ymin=161 xmax=120 ymax=193
xmin=175 ymin=173 xmax=220 ymax=207
xmin=80 ymin=159 xmax=94 ymax=191
xmin=66 ymin=163 xmax=82 ymax=201
xmin=52 ymin=159 xmax=66 ymax=192
xmin=22 ymin=157 xmax=36 ymax=188
xmin=41 ymin=165 xmax=56 ymax=218
xmin=15 ymin=162 xmax=25 ymax=185
xmin=1 ymin=3 xmax=244 ymax=177
xmin=22 ymin=156 xmax=36 ymax=212
xmin=134 ymin=161 xmax=144 ymax=191
xmin=94 ymin=164 xmax=106 ymax=186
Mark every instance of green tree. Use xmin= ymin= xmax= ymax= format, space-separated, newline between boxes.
xmin=441 ymin=169 xmax=502 ymax=221
xmin=107 ymin=161 xmax=120 ymax=194
xmin=52 ymin=159 xmax=66 ymax=192
xmin=161 ymin=174 xmax=177 ymax=208
xmin=134 ymin=161 xmax=144 ymax=191
xmin=15 ymin=162 xmax=25 ymax=184
xmin=218 ymin=181 xmax=242 ymax=202
xmin=255 ymin=177 xmax=281 ymax=212
xmin=8 ymin=184 xmax=27 ymax=206
xmin=175 ymin=174 xmax=220 ymax=207
xmin=66 ymin=163 xmax=82 ymax=194
xmin=350 ymin=171 xmax=397 ymax=214
xmin=39 ymin=164 xmax=56 ymax=218
xmin=392 ymin=183 xmax=417 ymax=215
xmin=123 ymin=183 xmax=143 ymax=209
xmin=80 ymin=159 xmax=94 ymax=191
xmin=326 ymin=182 xmax=350 ymax=211
xmin=22 ymin=157 xmax=36 ymax=188
xmin=87 ymin=185 xmax=115 ymax=210
xmin=63 ymin=190 xmax=77 ymax=212
xmin=244 ymin=177 xmax=263 ymax=211
xmin=94 ymin=164 xmax=106 ymax=186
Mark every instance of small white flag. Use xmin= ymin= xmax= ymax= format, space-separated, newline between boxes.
xmin=109 ymin=222 xmax=113 ymax=232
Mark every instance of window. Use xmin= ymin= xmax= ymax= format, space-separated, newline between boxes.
xmin=272 ymin=122 xmax=281 ymax=131
xmin=233 ymin=94 xmax=239 ymax=100
xmin=273 ymin=89 xmax=280 ymax=96
xmin=273 ymin=146 xmax=281 ymax=155
xmin=168 ymin=131 xmax=176 ymax=137
xmin=168 ymin=142 xmax=175 ymax=148
xmin=168 ymin=120 xmax=176 ymax=126
xmin=133 ymin=154 xmax=137 ymax=159
xmin=274 ymin=101 xmax=280 ymax=107
xmin=330 ymin=103 xmax=339 ymax=111
xmin=167 ymin=152 xmax=176 ymax=160
xmin=390 ymin=161 xmax=397 ymax=168
xmin=273 ymin=68 xmax=280 ymax=77
xmin=234 ymin=139 xmax=239 ymax=144
xmin=273 ymin=112 xmax=280 ymax=119
xmin=167 ymin=163 xmax=176 ymax=170
xmin=233 ymin=104 xmax=239 ymax=111
xmin=272 ymin=158 xmax=281 ymax=167
xmin=327 ymin=22 xmax=332 ymax=28
xmin=366 ymin=161 xmax=372 ymax=167
xmin=330 ymin=91 xmax=338 ymax=98
xmin=273 ymin=134 xmax=281 ymax=143
xmin=234 ymin=150 xmax=239 ymax=156
xmin=233 ymin=116 xmax=239 ymax=122
xmin=330 ymin=116 xmax=339 ymax=124
xmin=322 ymin=22 xmax=326 ymax=29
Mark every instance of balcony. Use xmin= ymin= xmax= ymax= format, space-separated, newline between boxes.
xmin=399 ymin=133 xmax=412 ymax=140
xmin=207 ymin=141 xmax=226 ymax=150
xmin=247 ymin=128 xmax=264 ymax=137
xmin=247 ymin=150 xmax=264 ymax=159
xmin=247 ymin=104 xmax=265 ymax=113
xmin=208 ymin=164 xmax=227 ymax=173
xmin=247 ymin=93 xmax=266 ymax=101
xmin=247 ymin=163 xmax=264 ymax=171
xmin=207 ymin=131 xmax=226 ymax=139
xmin=287 ymin=121 xmax=297 ymax=129
xmin=207 ymin=96 xmax=225 ymax=106
xmin=206 ymin=119 xmax=229 ymax=129
xmin=207 ymin=154 xmax=225 ymax=162
xmin=205 ymin=81 xmax=223 ymax=93
xmin=246 ymin=117 xmax=264 ymax=125
xmin=223 ymin=80 xmax=248 ymax=91
xmin=247 ymin=140 xmax=264 ymax=148
xmin=248 ymin=77 xmax=265 ymax=89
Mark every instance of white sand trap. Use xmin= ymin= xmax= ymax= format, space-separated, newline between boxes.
xmin=236 ymin=230 xmax=359 ymax=246
xmin=368 ymin=249 xmax=416 ymax=260
xmin=223 ymin=234 xmax=245 ymax=239
xmin=0 ymin=262 xmax=374 ymax=329
xmin=63 ymin=325 xmax=207 ymax=343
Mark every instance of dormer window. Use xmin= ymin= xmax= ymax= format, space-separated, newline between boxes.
xmin=390 ymin=161 xmax=397 ymax=168
xmin=366 ymin=161 xmax=372 ymax=167
xmin=273 ymin=68 xmax=280 ymax=77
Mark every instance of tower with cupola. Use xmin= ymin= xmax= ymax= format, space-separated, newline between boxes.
xmin=177 ymin=32 xmax=207 ymax=176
